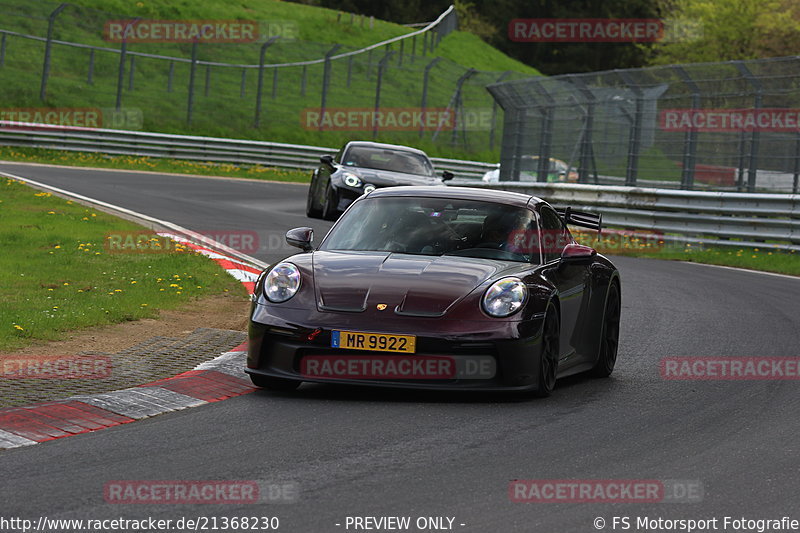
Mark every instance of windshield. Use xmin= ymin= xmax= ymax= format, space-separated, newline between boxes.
xmin=341 ymin=146 xmax=436 ymax=177
xmin=320 ymin=197 xmax=540 ymax=263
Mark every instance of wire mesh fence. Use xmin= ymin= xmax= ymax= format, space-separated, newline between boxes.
xmin=488 ymin=56 xmax=800 ymax=193
xmin=0 ymin=0 xmax=529 ymax=159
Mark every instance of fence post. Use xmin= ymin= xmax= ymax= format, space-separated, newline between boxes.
xmin=87 ymin=49 xmax=94 ymax=85
xmin=167 ymin=61 xmax=174 ymax=92
xmin=489 ymin=71 xmax=512 ymax=150
xmin=531 ymin=80 xmax=555 ymax=183
xmin=411 ymin=34 xmax=416 ymax=63
xmin=372 ymin=51 xmax=396 ymax=138
xmin=272 ymin=68 xmax=278 ymax=99
xmin=301 ymin=65 xmax=307 ymax=96
xmin=254 ymin=36 xmax=280 ymax=128
xmin=239 ymin=68 xmax=246 ymax=97
xmin=793 ymin=135 xmax=800 ymax=194
xmin=448 ymin=69 xmax=477 ymax=147
xmin=674 ymin=66 xmax=700 ymax=190
xmin=204 ymin=64 xmax=211 ymax=96
xmin=398 ymin=39 xmax=404 ymax=67
xmin=128 ymin=56 xmax=136 ymax=92
xmin=319 ymin=44 xmax=342 ymax=131
xmin=186 ymin=39 xmax=199 ymax=124
xmin=346 ymin=56 xmax=353 ymax=88
xmin=734 ymin=61 xmax=762 ymax=193
xmin=422 ymin=31 xmax=429 ymax=56
xmin=419 ymin=57 xmax=442 ymax=138
xmin=115 ymin=18 xmax=140 ymax=111
xmin=571 ymin=77 xmax=598 ymax=185
xmin=618 ymin=71 xmax=643 ymax=186
xmin=39 ymin=3 xmax=68 ymax=102
xmin=0 ymin=33 xmax=6 ymax=67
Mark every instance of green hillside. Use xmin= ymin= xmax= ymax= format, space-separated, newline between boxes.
xmin=0 ymin=0 xmax=539 ymax=160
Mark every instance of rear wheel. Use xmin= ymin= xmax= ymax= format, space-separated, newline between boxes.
xmin=306 ymin=172 xmax=323 ymax=219
xmin=534 ymin=302 xmax=560 ymax=398
xmin=321 ymin=181 xmax=339 ymax=221
xmin=250 ymin=374 xmax=301 ymax=391
xmin=591 ymin=283 xmax=621 ymax=377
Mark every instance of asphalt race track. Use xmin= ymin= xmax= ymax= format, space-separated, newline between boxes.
xmin=2 ymin=163 xmax=799 ymax=532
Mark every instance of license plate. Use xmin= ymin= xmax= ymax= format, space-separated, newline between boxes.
xmin=331 ymin=330 xmax=416 ymax=353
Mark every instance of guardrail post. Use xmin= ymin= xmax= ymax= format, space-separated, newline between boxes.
xmin=239 ymin=68 xmax=246 ymax=97
xmin=39 ymin=3 xmax=68 ymax=102
xmin=735 ymin=61 xmax=762 ymax=193
xmin=419 ymin=57 xmax=442 ymax=138
xmin=0 ymin=33 xmax=6 ymax=67
xmin=254 ymin=36 xmax=279 ymax=128
xmin=618 ymin=71 xmax=643 ymax=187
xmin=167 ymin=61 xmax=174 ymax=93
xmin=674 ymin=66 xmax=700 ymax=189
xmin=372 ymin=50 xmax=396 ymax=138
xmin=489 ymin=71 xmax=512 ymax=151
xmin=531 ymin=80 xmax=555 ymax=183
xmin=128 ymin=56 xmax=136 ymax=91
xmin=186 ymin=39 xmax=199 ymax=124
xmin=319 ymin=43 xmax=342 ymax=131
xmin=87 ymin=49 xmax=94 ymax=85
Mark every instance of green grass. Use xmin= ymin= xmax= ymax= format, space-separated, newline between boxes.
xmin=0 ymin=0 xmax=538 ymax=159
xmin=0 ymin=146 xmax=311 ymax=183
xmin=0 ymin=177 xmax=247 ymax=351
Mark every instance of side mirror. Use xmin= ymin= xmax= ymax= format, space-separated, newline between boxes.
xmin=286 ymin=227 xmax=314 ymax=252
xmin=320 ymin=154 xmax=335 ymax=168
xmin=560 ymin=243 xmax=596 ymax=264
xmin=441 ymin=170 xmax=454 ymax=181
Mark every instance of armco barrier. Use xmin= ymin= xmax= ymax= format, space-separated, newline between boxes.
xmin=0 ymin=122 xmax=495 ymax=179
xmin=474 ymin=181 xmax=800 ymax=251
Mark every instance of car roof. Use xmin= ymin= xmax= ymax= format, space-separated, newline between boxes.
xmin=343 ymin=141 xmax=430 ymax=158
xmin=367 ymin=186 xmax=545 ymax=208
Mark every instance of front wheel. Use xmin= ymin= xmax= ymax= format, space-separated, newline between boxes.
xmin=250 ymin=374 xmax=301 ymax=391
xmin=533 ymin=302 xmax=560 ymax=398
xmin=306 ymin=172 xmax=323 ymax=219
xmin=321 ymin=181 xmax=339 ymax=221
xmin=590 ymin=283 xmax=620 ymax=378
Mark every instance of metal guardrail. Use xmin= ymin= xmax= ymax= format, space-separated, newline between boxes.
xmin=3 ymin=121 xmax=797 ymax=251
xmin=0 ymin=122 xmax=496 ymax=179
xmin=475 ymin=181 xmax=800 ymax=251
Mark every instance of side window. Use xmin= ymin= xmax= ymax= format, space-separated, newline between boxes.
xmin=539 ymin=206 xmax=570 ymax=263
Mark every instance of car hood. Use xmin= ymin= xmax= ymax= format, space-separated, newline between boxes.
xmin=312 ymin=251 xmax=511 ymax=316
xmin=348 ymin=168 xmax=443 ymax=186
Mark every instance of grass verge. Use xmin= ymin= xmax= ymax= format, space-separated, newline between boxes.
xmin=0 ymin=146 xmax=311 ymax=183
xmin=0 ymin=176 xmax=247 ymax=351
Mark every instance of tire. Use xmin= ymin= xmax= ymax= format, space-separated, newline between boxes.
xmin=306 ymin=172 xmax=323 ymax=219
xmin=321 ymin=181 xmax=339 ymax=221
xmin=534 ymin=302 xmax=560 ymax=398
xmin=590 ymin=282 xmax=621 ymax=378
xmin=250 ymin=374 xmax=301 ymax=391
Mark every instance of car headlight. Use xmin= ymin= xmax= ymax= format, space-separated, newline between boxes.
xmin=482 ymin=277 xmax=527 ymax=317
xmin=264 ymin=262 xmax=301 ymax=303
xmin=343 ymin=172 xmax=362 ymax=188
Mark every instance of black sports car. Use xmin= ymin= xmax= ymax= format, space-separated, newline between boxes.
xmin=306 ymin=141 xmax=453 ymax=220
xmin=248 ymin=186 xmax=620 ymax=397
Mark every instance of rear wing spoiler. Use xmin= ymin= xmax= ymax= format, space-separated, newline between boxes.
xmin=555 ymin=207 xmax=602 ymax=232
